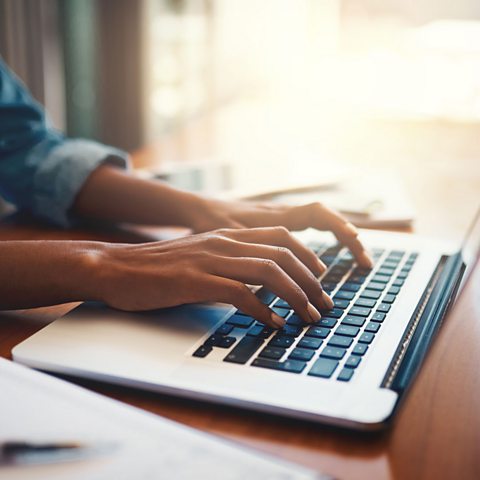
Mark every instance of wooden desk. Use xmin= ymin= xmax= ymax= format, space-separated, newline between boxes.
xmin=1 ymin=113 xmax=479 ymax=479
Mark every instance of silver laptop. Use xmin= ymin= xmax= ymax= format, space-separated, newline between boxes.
xmin=12 ymin=209 xmax=480 ymax=430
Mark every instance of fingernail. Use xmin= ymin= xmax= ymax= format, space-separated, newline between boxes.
xmin=307 ymin=302 xmax=322 ymax=322
xmin=270 ymin=312 xmax=286 ymax=328
xmin=345 ymin=222 xmax=358 ymax=235
xmin=322 ymin=291 xmax=334 ymax=309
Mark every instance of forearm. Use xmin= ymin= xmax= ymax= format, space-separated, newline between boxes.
xmin=0 ymin=241 xmax=104 ymax=310
xmin=73 ymin=165 xmax=209 ymax=228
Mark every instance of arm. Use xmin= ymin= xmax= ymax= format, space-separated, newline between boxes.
xmin=73 ymin=165 xmax=373 ymax=267
xmin=0 ymin=240 xmax=102 ymax=310
xmin=0 ymin=228 xmax=334 ymax=329
xmin=0 ymin=58 xmax=371 ymax=269
xmin=0 ymin=59 xmax=129 ymax=227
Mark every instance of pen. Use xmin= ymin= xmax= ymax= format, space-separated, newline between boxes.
xmin=0 ymin=440 xmax=116 ymax=466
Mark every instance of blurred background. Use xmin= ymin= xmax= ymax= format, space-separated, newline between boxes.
xmin=1 ymin=0 xmax=479 ymax=236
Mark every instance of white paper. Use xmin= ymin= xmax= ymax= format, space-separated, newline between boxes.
xmin=0 ymin=359 xmax=328 ymax=480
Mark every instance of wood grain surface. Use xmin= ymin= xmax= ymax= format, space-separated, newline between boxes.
xmin=1 ymin=113 xmax=479 ymax=480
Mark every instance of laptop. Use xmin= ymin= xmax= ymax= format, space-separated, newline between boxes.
xmin=12 ymin=209 xmax=480 ymax=430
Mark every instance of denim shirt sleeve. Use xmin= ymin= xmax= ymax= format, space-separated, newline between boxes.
xmin=0 ymin=58 xmax=130 ymax=227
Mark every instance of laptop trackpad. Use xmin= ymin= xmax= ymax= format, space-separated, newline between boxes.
xmin=13 ymin=302 xmax=229 ymax=380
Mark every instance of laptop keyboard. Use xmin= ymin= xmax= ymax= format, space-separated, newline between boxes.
xmin=192 ymin=243 xmax=418 ymax=383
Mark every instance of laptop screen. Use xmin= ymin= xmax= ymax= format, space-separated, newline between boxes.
xmin=459 ymin=207 xmax=480 ymax=292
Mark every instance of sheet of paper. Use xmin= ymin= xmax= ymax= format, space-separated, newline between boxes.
xmin=0 ymin=359 xmax=329 ymax=480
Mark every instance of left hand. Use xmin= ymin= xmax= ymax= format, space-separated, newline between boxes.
xmin=193 ymin=198 xmax=373 ymax=268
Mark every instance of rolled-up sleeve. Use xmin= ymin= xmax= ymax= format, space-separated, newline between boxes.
xmin=0 ymin=58 xmax=130 ymax=227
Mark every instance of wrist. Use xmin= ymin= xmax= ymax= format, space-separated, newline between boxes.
xmin=177 ymin=192 xmax=216 ymax=230
xmin=68 ymin=242 xmax=110 ymax=303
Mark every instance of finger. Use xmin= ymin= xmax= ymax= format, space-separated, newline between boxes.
xmin=208 ymin=256 xmax=322 ymax=324
xmin=206 ymin=240 xmax=333 ymax=310
xmin=280 ymin=203 xmax=373 ymax=268
xmin=194 ymin=217 xmax=245 ymax=233
xmin=207 ymin=276 xmax=286 ymax=328
xmin=217 ymin=226 xmax=327 ymax=277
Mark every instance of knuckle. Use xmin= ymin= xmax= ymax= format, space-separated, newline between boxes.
xmin=274 ymin=225 xmax=290 ymax=236
xmin=205 ymin=234 xmax=228 ymax=249
xmin=309 ymin=201 xmax=324 ymax=210
xmin=276 ymin=246 xmax=293 ymax=261
xmin=213 ymin=228 xmax=230 ymax=236
xmin=259 ymin=258 xmax=279 ymax=274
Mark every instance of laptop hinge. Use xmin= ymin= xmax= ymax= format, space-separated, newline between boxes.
xmin=382 ymin=252 xmax=465 ymax=393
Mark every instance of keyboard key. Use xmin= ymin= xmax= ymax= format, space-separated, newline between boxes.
xmin=274 ymin=298 xmax=290 ymax=308
xmin=308 ymin=357 xmax=339 ymax=378
xmin=342 ymin=282 xmax=361 ymax=292
xmin=289 ymin=347 xmax=315 ymax=362
xmin=252 ymin=358 xmax=306 ymax=374
xmin=298 ymin=337 xmax=323 ymax=350
xmin=305 ymin=326 xmax=330 ymax=338
xmin=336 ymin=325 xmax=360 ymax=337
xmin=227 ymin=314 xmax=255 ymax=328
xmin=333 ymin=298 xmax=350 ymax=309
xmin=348 ymin=306 xmax=371 ymax=317
xmin=345 ymin=356 xmax=362 ymax=368
xmin=389 ymin=250 xmax=405 ymax=258
xmin=322 ymin=283 xmax=336 ymax=293
xmin=367 ymin=282 xmax=386 ymax=291
xmin=216 ymin=323 xmax=234 ymax=335
xmin=192 ymin=345 xmax=212 ymax=358
xmin=224 ymin=337 xmax=264 ymax=364
xmin=216 ymin=336 xmax=237 ymax=348
xmin=352 ymin=343 xmax=368 ymax=355
xmin=334 ymin=291 xmax=356 ymax=301
xmin=377 ymin=268 xmax=394 ymax=277
xmin=286 ymin=314 xmax=304 ymax=326
xmin=355 ymin=298 xmax=376 ymax=308
xmin=328 ymin=335 xmax=353 ymax=348
xmin=377 ymin=303 xmax=391 ymax=313
xmin=392 ymin=278 xmax=405 ymax=287
xmin=317 ymin=318 xmax=337 ymax=328
xmin=382 ymin=294 xmax=396 ymax=304
xmin=387 ymin=286 xmax=400 ymax=295
xmin=259 ymin=346 xmax=286 ymax=360
xmin=382 ymin=261 xmax=399 ymax=269
xmin=204 ymin=335 xmax=225 ymax=346
xmin=320 ymin=346 xmax=347 ymax=360
xmin=348 ymin=273 xmax=367 ymax=283
xmin=337 ymin=368 xmax=354 ymax=382
xmin=365 ymin=321 xmax=381 ymax=333
xmin=397 ymin=270 xmax=409 ymax=279
xmin=247 ymin=324 xmax=273 ymax=338
xmin=269 ymin=335 xmax=295 ymax=349
xmin=372 ymin=275 xmax=390 ymax=284
xmin=271 ymin=306 xmax=291 ymax=318
xmin=321 ymin=308 xmax=344 ymax=319
xmin=359 ymin=332 xmax=375 ymax=344
xmin=371 ymin=312 xmax=386 ymax=322
xmin=360 ymin=290 xmax=381 ymax=300
xmin=280 ymin=325 xmax=303 ymax=337
xmin=256 ymin=288 xmax=276 ymax=305
xmin=342 ymin=315 xmax=366 ymax=327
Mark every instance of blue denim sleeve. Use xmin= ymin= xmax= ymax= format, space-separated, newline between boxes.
xmin=0 ymin=58 xmax=130 ymax=227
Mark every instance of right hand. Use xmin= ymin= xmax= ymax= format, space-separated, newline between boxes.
xmin=93 ymin=227 xmax=334 ymax=329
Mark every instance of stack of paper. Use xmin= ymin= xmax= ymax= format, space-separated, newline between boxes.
xmin=0 ymin=359 xmax=328 ymax=480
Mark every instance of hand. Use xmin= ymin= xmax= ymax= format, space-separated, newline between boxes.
xmin=193 ymin=198 xmax=373 ymax=268
xmin=95 ymin=227 xmax=335 ymax=328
